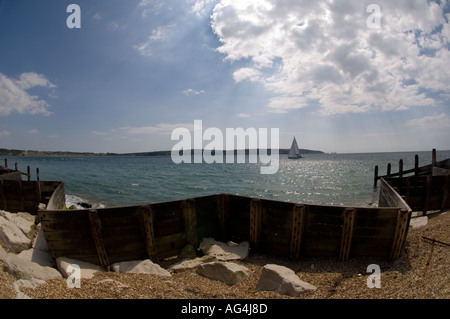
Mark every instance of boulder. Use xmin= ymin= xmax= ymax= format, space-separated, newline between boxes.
xmin=169 ymin=255 xmax=216 ymax=273
xmin=257 ymin=264 xmax=316 ymax=297
xmin=196 ymin=261 xmax=252 ymax=286
xmin=32 ymin=228 xmax=49 ymax=252
xmin=0 ymin=216 xmax=32 ymax=253
xmin=0 ymin=243 xmax=6 ymax=261
xmin=17 ymin=248 xmax=54 ymax=267
xmin=0 ymin=211 xmax=35 ymax=238
xmin=410 ymin=216 xmax=428 ymax=229
xmin=56 ymin=257 xmax=102 ymax=279
xmin=111 ymin=259 xmax=171 ymax=277
xmin=178 ymin=244 xmax=197 ymax=259
xmin=3 ymin=253 xmax=62 ymax=281
xmin=199 ymin=238 xmax=249 ymax=261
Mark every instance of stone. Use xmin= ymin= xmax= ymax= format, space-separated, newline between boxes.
xmin=257 ymin=264 xmax=316 ymax=297
xmin=18 ymin=248 xmax=54 ymax=267
xmin=3 ymin=253 xmax=62 ymax=281
xmin=111 ymin=259 xmax=171 ymax=277
xmin=410 ymin=216 xmax=428 ymax=229
xmin=0 ymin=216 xmax=32 ymax=253
xmin=169 ymin=255 xmax=217 ymax=273
xmin=0 ymin=211 xmax=35 ymax=238
xmin=0 ymin=243 xmax=6 ymax=261
xmin=199 ymin=238 xmax=249 ymax=261
xmin=196 ymin=261 xmax=252 ymax=286
xmin=13 ymin=278 xmax=46 ymax=299
xmin=56 ymin=257 xmax=102 ymax=279
xmin=178 ymin=244 xmax=197 ymax=259
xmin=32 ymin=228 xmax=49 ymax=252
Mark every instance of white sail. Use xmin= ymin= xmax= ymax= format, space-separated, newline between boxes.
xmin=288 ymin=137 xmax=302 ymax=159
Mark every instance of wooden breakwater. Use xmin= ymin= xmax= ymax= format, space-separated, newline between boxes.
xmin=374 ymin=149 xmax=450 ymax=215
xmin=39 ymin=193 xmax=411 ymax=268
xmin=0 ymin=161 xmax=65 ymax=214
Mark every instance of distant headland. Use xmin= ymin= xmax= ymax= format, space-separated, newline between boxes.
xmin=0 ymin=148 xmax=324 ymax=157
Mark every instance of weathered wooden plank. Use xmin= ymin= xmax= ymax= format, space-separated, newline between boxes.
xmin=137 ymin=205 xmax=158 ymax=262
xmin=340 ymin=208 xmax=356 ymax=261
xmin=183 ymin=198 xmax=197 ymax=247
xmin=290 ymin=204 xmax=305 ymax=261
xmin=217 ymin=194 xmax=229 ymax=241
xmin=389 ymin=209 xmax=411 ymax=260
xmin=89 ymin=209 xmax=110 ymax=269
xmin=249 ymin=199 xmax=262 ymax=250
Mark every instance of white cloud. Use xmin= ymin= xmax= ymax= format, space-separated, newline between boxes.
xmin=191 ymin=0 xmax=217 ymax=17
xmin=405 ymin=113 xmax=450 ymax=129
xmin=0 ymin=72 xmax=55 ymax=116
xmin=121 ymin=123 xmax=196 ymax=135
xmin=210 ymin=0 xmax=450 ymax=115
xmin=182 ymin=88 xmax=205 ymax=96
xmin=236 ymin=113 xmax=250 ymax=118
xmin=0 ymin=130 xmax=10 ymax=138
xmin=133 ymin=26 xmax=171 ymax=56
xmin=28 ymin=129 xmax=39 ymax=134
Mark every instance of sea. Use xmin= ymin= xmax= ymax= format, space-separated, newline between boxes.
xmin=4 ymin=150 xmax=450 ymax=209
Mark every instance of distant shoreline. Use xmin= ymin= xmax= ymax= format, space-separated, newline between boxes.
xmin=0 ymin=148 xmax=324 ymax=157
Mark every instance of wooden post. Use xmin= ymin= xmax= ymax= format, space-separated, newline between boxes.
xmin=4 ymin=158 xmax=7 ymax=168
xmin=88 ymin=209 xmax=110 ymax=269
xmin=290 ymin=204 xmax=305 ymax=261
xmin=36 ymin=168 xmax=40 ymax=182
xmin=216 ymin=194 xmax=229 ymax=241
xmin=15 ymin=162 xmax=18 ymax=171
xmin=27 ymin=166 xmax=31 ymax=181
xmin=441 ymin=175 xmax=449 ymax=210
xmin=249 ymin=199 xmax=262 ymax=250
xmin=374 ymin=165 xmax=379 ymax=187
xmin=387 ymin=163 xmax=391 ymax=178
xmin=414 ymin=155 xmax=419 ymax=176
xmin=399 ymin=159 xmax=403 ymax=178
xmin=423 ymin=176 xmax=432 ymax=216
xmin=183 ymin=199 xmax=197 ymax=248
xmin=0 ymin=180 xmax=7 ymax=210
xmin=138 ymin=205 xmax=158 ymax=262
xmin=432 ymin=149 xmax=436 ymax=168
xmin=339 ymin=208 xmax=356 ymax=261
xmin=389 ymin=209 xmax=410 ymax=260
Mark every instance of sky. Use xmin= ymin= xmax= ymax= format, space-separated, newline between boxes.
xmin=0 ymin=0 xmax=450 ymax=154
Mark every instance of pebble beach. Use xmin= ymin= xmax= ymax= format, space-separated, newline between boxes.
xmin=0 ymin=209 xmax=448 ymax=300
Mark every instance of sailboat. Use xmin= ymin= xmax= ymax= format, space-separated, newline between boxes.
xmin=288 ymin=137 xmax=303 ymax=159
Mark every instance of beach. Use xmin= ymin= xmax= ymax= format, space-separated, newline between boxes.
xmin=1 ymin=209 xmax=448 ymax=300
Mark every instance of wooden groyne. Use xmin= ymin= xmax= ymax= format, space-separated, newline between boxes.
xmin=1 ymin=157 xmax=415 ymax=266
xmin=374 ymin=149 xmax=450 ymax=215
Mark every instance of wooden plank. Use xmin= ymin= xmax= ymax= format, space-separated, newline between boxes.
xmin=389 ymin=209 xmax=411 ymax=260
xmin=340 ymin=208 xmax=356 ymax=261
xmin=249 ymin=199 xmax=262 ymax=250
xmin=0 ymin=180 xmax=7 ymax=211
xmin=290 ymin=204 xmax=305 ymax=261
xmin=183 ymin=198 xmax=197 ymax=247
xmin=217 ymin=194 xmax=229 ymax=241
xmin=137 ymin=205 xmax=158 ymax=262
xmin=89 ymin=209 xmax=110 ymax=269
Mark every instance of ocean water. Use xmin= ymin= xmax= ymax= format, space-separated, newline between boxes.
xmin=4 ymin=150 xmax=450 ymax=209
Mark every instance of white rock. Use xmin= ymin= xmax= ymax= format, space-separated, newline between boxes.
xmin=257 ymin=264 xmax=316 ymax=297
xmin=196 ymin=261 xmax=252 ymax=286
xmin=410 ymin=216 xmax=428 ymax=229
xmin=3 ymin=253 xmax=62 ymax=281
xmin=13 ymin=278 xmax=46 ymax=299
xmin=0 ymin=211 xmax=35 ymax=238
xmin=32 ymin=228 xmax=49 ymax=252
xmin=0 ymin=216 xmax=32 ymax=253
xmin=199 ymin=238 xmax=249 ymax=261
xmin=169 ymin=255 xmax=216 ymax=273
xmin=111 ymin=259 xmax=171 ymax=277
xmin=18 ymin=248 xmax=54 ymax=267
xmin=56 ymin=257 xmax=102 ymax=279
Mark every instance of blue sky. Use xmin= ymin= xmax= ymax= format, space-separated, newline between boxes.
xmin=0 ymin=0 xmax=450 ymax=154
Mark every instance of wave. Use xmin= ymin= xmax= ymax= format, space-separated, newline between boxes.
xmin=65 ymin=194 xmax=106 ymax=209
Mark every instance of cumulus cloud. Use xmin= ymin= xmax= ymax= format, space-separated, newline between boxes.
xmin=0 ymin=72 xmax=55 ymax=116
xmin=405 ymin=113 xmax=450 ymax=128
xmin=133 ymin=26 xmax=171 ymax=56
xmin=210 ymin=0 xmax=450 ymax=115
